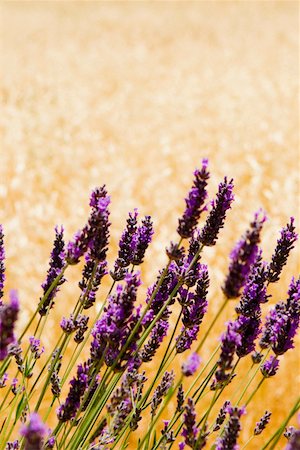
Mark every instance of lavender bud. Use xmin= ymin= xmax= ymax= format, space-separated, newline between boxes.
xmin=166 ymin=242 xmax=185 ymax=261
xmin=29 ymin=337 xmax=44 ymax=360
xmin=223 ymin=211 xmax=266 ymax=299
xmin=74 ymin=314 xmax=89 ymax=343
xmin=8 ymin=343 xmax=24 ymax=374
xmin=177 ymin=160 xmax=210 ymax=239
xmin=0 ymin=290 xmax=19 ymax=360
xmin=266 ymin=218 xmax=298 ymax=283
xmin=254 ymin=411 xmax=271 ymax=435
xmin=284 ymin=426 xmax=296 ymax=440
xmin=182 ymin=353 xmax=201 ymax=377
xmin=285 ymin=430 xmax=300 ymax=450
xmin=0 ymin=225 xmax=5 ymax=303
xmin=11 ymin=377 xmax=18 ymax=395
xmin=80 ymin=257 xmax=107 ymax=308
xmin=60 ymin=315 xmax=77 ymax=334
xmin=151 ymin=371 xmax=174 ymax=417
xmin=5 ymin=441 xmax=19 ymax=450
xmin=251 ymin=351 xmax=263 ymax=364
xmin=260 ymin=356 xmax=279 ymax=378
xmin=50 ymin=371 xmax=61 ymax=397
xmin=140 ymin=319 xmax=168 ymax=362
xmin=20 ymin=413 xmax=47 ymax=450
xmin=199 ymin=177 xmax=234 ymax=247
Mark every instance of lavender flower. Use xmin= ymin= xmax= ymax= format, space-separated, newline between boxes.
xmin=222 ymin=211 xmax=266 ymax=299
xmin=176 ymin=384 xmax=185 ymax=413
xmin=29 ymin=337 xmax=44 ymax=360
xmin=182 ymin=353 xmax=201 ymax=377
xmin=140 ymin=319 xmax=169 ymax=362
xmin=66 ymin=186 xmax=110 ymax=264
xmin=215 ymin=405 xmax=245 ymax=450
xmin=199 ymin=177 xmax=234 ymax=247
xmin=57 ymin=361 xmax=89 ymax=422
xmin=60 ymin=315 xmax=77 ymax=334
xmin=166 ymin=241 xmax=185 ymax=261
xmin=177 ymin=159 xmax=210 ymax=239
xmin=260 ymin=356 xmax=279 ymax=378
xmin=181 ymin=398 xmax=198 ymax=448
xmin=5 ymin=441 xmax=19 ymax=450
xmin=254 ymin=411 xmax=271 ymax=435
xmin=79 ymin=255 xmax=107 ymax=308
xmin=251 ymin=351 xmax=263 ymax=364
xmin=74 ymin=314 xmax=89 ymax=343
xmin=39 ymin=226 xmax=66 ymax=316
xmin=260 ymin=277 xmax=300 ymax=355
xmin=0 ymin=290 xmax=19 ymax=360
xmin=111 ymin=210 xmax=138 ymax=280
xmin=151 ymin=371 xmax=174 ymax=417
xmin=131 ymin=215 xmax=154 ymax=265
xmin=0 ymin=225 xmax=5 ymax=303
xmin=20 ymin=413 xmax=47 ymax=450
xmin=285 ymin=429 xmax=300 ymax=450
xmin=176 ymin=267 xmax=209 ymax=353
xmin=213 ymin=400 xmax=231 ymax=432
xmin=235 ymin=315 xmax=261 ymax=358
xmin=266 ymin=217 xmax=298 ymax=283
xmin=211 ymin=321 xmax=241 ymax=390
xmin=90 ymin=272 xmax=141 ymax=370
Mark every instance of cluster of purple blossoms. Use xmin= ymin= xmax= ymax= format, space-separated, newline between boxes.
xmin=20 ymin=413 xmax=48 ymax=450
xmin=90 ymin=272 xmax=141 ymax=370
xmin=57 ymin=361 xmax=89 ymax=422
xmin=0 ymin=290 xmax=19 ymax=360
xmin=39 ymin=226 xmax=66 ymax=316
xmin=66 ymin=186 xmax=110 ymax=265
xmin=222 ymin=211 xmax=266 ymax=299
xmin=266 ymin=217 xmax=298 ymax=283
xmin=140 ymin=318 xmax=169 ymax=362
xmin=177 ymin=159 xmax=210 ymax=239
xmin=176 ymin=266 xmax=209 ymax=353
xmin=211 ymin=320 xmax=241 ymax=390
xmin=260 ymin=276 xmax=300 ymax=355
xmin=151 ymin=371 xmax=174 ymax=417
xmin=29 ymin=336 xmax=44 ymax=360
xmin=0 ymin=225 xmax=5 ymax=304
xmin=215 ymin=404 xmax=245 ymax=450
xmin=260 ymin=355 xmax=280 ymax=378
xmin=199 ymin=177 xmax=234 ymax=247
xmin=60 ymin=314 xmax=89 ymax=343
xmin=254 ymin=410 xmax=272 ymax=435
xmin=213 ymin=400 xmax=231 ymax=432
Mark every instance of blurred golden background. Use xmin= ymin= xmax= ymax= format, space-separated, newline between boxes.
xmin=1 ymin=1 xmax=299 ymax=448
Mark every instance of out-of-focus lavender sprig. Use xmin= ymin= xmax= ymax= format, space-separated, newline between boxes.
xmin=215 ymin=404 xmax=245 ymax=450
xmin=266 ymin=217 xmax=298 ymax=283
xmin=177 ymin=159 xmax=210 ymax=239
xmin=0 ymin=225 xmax=5 ymax=304
xmin=199 ymin=177 xmax=234 ymax=247
xmin=222 ymin=211 xmax=266 ymax=299
xmin=181 ymin=352 xmax=201 ymax=377
xmin=20 ymin=413 xmax=48 ymax=450
xmin=254 ymin=410 xmax=272 ymax=435
xmin=66 ymin=186 xmax=110 ymax=265
xmin=39 ymin=226 xmax=66 ymax=316
xmin=260 ymin=355 xmax=279 ymax=378
xmin=0 ymin=290 xmax=19 ymax=360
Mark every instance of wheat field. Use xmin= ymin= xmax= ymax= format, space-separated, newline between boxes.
xmin=1 ymin=1 xmax=299 ymax=448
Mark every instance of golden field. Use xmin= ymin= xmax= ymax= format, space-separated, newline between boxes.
xmin=0 ymin=1 xmax=299 ymax=448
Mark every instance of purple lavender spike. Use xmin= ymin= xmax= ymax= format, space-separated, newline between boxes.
xmin=254 ymin=411 xmax=272 ymax=435
xmin=140 ymin=319 xmax=169 ymax=362
xmin=39 ymin=226 xmax=66 ymax=316
xmin=20 ymin=413 xmax=47 ymax=450
xmin=177 ymin=159 xmax=210 ymax=239
xmin=215 ymin=405 xmax=245 ymax=450
xmin=111 ymin=210 xmax=138 ymax=280
xmin=222 ymin=211 xmax=266 ymax=299
xmin=199 ymin=177 xmax=234 ymax=247
xmin=151 ymin=371 xmax=174 ymax=417
xmin=0 ymin=225 xmax=5 ymax=304
xmin=182 ymin=352 xmax=201 ymax=377
xmin=266 ymin=217 xmax=298 ymax=283
xmin=67 ymin=186 xmax=110 ymax=264
xmin=131 ymin=215 xmax=154 ymax=266
xmin=181 ymin=398 xmax=208 ymax=449
xmin=57 ymin=361 xmax=89 ymax=422
xmin=0 ymin=290 xmax=19 ymax=360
